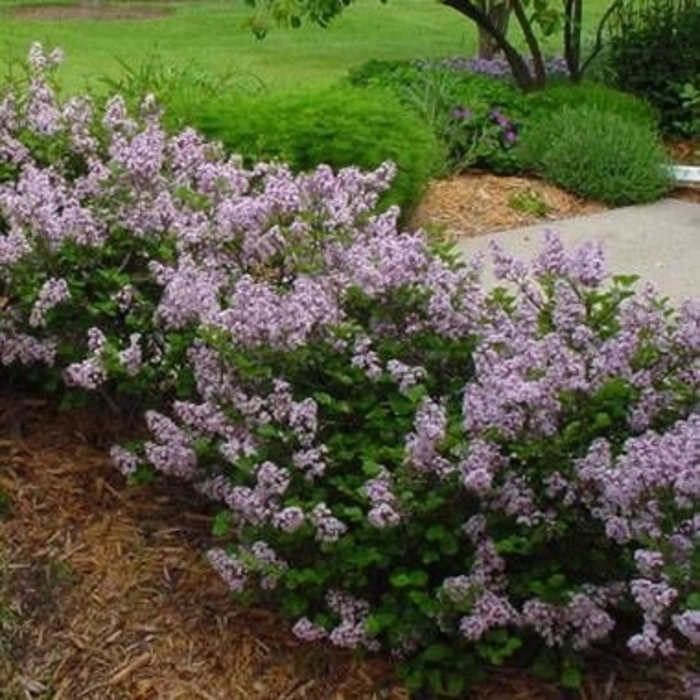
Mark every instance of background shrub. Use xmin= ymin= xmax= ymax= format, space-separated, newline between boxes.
xmin=349 ymin=59 xmax=528 ymax=173
xmin=518 ymin=105 xmax=671 ymax=205
xmin=602 ymin=0 xmax=700 ymax=135
xmin=184 ymin=86 xmax=445 ymax=218
xmin=524 ymin=81 xmax=659 ymax=129
xmin=99 ymin=54 xmax=266 ymax=130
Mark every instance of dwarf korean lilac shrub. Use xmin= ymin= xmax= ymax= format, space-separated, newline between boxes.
xmin=118 ymin=188 xmax=698 ymax=698
xmin=4 ymin=45 xmax=697 ymax=697
xmin=0 ymin=45 xmax=397 ymax=406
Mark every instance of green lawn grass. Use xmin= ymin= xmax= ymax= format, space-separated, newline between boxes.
xmin=0 ymin=0 xmax=477 ymax=94
xmin=0 ymin=0 xmax=613 ymax=95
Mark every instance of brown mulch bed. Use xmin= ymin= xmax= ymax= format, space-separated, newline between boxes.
xmin=412 ymin=172 xmax=609 ymax=239
xmin=412 ymin=170 xmax=700 ymax=241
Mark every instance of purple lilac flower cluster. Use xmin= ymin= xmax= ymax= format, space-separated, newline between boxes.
xmin=0 ymin=44 xmax=402 ymax=382
xmin=158 ymin=224 xmax=695 ymax=661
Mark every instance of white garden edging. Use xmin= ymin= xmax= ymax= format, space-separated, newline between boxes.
xmin=668 ymin=164 xmax=700 ymax=183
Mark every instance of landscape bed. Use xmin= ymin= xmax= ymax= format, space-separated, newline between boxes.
xmin=0 ymin=1 xmax=699 ymax=694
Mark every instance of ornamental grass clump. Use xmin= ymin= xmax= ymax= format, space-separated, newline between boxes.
xmin=1 ymin=45 xmax=699 ymax=697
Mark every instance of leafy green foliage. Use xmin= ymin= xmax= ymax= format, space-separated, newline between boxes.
xmin=524 ymin=80 xmax=659 ymax=129
xmin=671 ymin=81 xmax=700 ymax=138
xmin=185 ymin=85 xmax=445 ymax=218
xmin=349 ymin=59 xmax=528 ymax=173
xmin=602 ymin=0 xmax=700 ymax=135
xmin=518 ymin=105 xmax=672 ymax=204
xmin=507 ymin=187 xmax=552 ymax=217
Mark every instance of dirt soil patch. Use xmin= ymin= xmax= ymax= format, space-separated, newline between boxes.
xmin=8 ymin=3 xmax=173 ymax=21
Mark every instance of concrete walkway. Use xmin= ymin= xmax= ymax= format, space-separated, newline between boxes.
xmin=454 ymin=198 xmax=700 ymax=302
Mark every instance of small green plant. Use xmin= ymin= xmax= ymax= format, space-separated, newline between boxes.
xmin=44 ymin=559 xmax=78 ymax=589
xmin=507 ymin=188 xmax=552 ymax=217
xmin=670 ymin=81 xmax=700 ymax=137
xmin=519 ymin=105 xmax=672 ymax=205
xmin=444 ymin=104 xmax=521 ymax=173
xmin=349 ymin=61 xmax=528 ymax=174
xmin=403 ymin=70 xmax=525 ymax=174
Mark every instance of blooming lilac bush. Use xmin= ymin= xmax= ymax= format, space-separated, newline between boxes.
xmin=122 ymin=211 xmax=698 ymax=690
xmin=115 ymin=212 xmax=699 ymax=693
xmin=2 ymin=45 xmax=699 ymax=697
xmin=0 ymin=45 xmax=392 ymax=404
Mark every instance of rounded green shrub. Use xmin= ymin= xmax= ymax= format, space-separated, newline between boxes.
xmin=518 ymin=105 xmax=672 ymax=205
xmin=525 ymin=81 xmax=659 ymax=129
xmin=188 ymin=86 xmax=446 ymax=218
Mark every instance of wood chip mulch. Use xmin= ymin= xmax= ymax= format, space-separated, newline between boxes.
xmin=0 ymin=394 xmax=693 ymax=699
xmin=411 ymin=172 xmax=609 ymax=239
xmin=412 ymin=171 xmax=700 ymax=240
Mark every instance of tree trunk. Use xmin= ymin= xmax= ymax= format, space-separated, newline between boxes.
xmin=476 ymin=0 xmax=511 ymax=59
xmin=443 ymin=0 xmax=538 ymax=91
xmin=564 ymin=0 xmax=584 ymax=81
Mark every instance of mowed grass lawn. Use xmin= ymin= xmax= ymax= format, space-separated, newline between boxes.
xmin=0 ymin=0 xmax=476 ymax=93
xmin=0 ymin=0 xmax=613 ymax=95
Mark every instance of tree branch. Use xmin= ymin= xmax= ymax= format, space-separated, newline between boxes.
xmin=442 ymin=0 xmax=536 ymax=90
xmin=509 ymin=0 xmax=547 ymax=88
xmin=579 ymin=0 xmax=624 ymax=76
